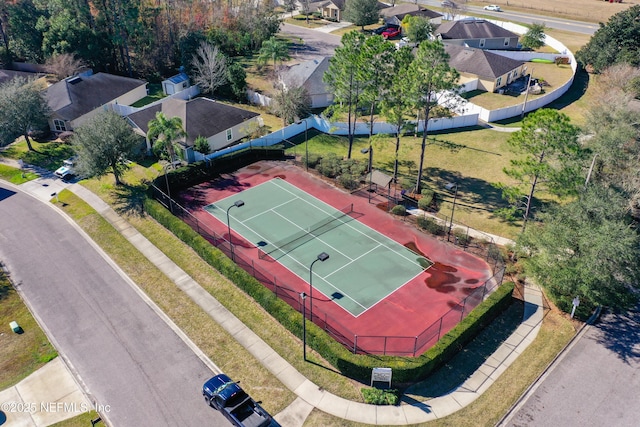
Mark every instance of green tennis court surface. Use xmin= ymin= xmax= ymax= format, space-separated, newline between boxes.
xmin=204 ymin=178 xmax=431 ymax=317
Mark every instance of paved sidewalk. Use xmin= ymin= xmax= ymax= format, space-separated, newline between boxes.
xmin=64 ymin=184 xmax=543 ymax=425
xmin=0 ymin=358 xmax=91 ymax=427
xmin=0 ymin=164 xmax=544 ymax=426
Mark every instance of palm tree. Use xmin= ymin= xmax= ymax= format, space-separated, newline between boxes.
xmin=257 ymin=37 xmax=290 ymax=72
xmin=147 ymin=112 xmax=186 ymax=168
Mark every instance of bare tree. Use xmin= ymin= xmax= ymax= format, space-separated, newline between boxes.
xmin=191 ymin=41 xmax=228 ymax=95
xmin=45 ymin=53 xmax=87 ymax=81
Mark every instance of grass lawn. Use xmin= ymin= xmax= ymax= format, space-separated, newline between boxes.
xmin=302 ymin=303 xmax=576 ymax=426
xmin=130 ymin=83 xmax=165 ymax=108
xmin=0 ymin=270 xmax=58 ymax=390
xmin=51 ymin=163 xmax=367 ymax=414
xmin=293 ymin=128 xmax=528 ymax=239
xmin=48 ymin=411 xmax=100 ymax=427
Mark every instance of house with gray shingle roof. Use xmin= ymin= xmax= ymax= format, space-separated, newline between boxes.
xmin=445 ymin=44 xmax=525 ymax=92
xmin=280 ymin=57 xmax=333 ymax=108
xmin=127 ymin=97 xmax=261 ymax=162
xmin=45 ymin=72 xmax=147 ymax=133
xmin=380 ymin=4 xmax=443 ymax=27
xmin=435 ymin=19 xmax=520 ymax=50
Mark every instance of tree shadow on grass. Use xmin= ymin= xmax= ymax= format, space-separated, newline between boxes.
xmin=403 ymin=300 xmax=524 ymax=399
xmin=110 ymin=182 xmax=149 ymax=217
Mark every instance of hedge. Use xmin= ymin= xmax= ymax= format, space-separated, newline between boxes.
xmin=143 ymin=196 xmax=515 ymax=384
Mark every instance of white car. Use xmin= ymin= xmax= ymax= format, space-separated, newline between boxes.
xmin=484 ymin=4 xmax=502 ymax=11
xmin=54 ymin=157 xmax=76 ymax=180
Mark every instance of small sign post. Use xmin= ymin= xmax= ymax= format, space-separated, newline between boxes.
xmin=571 ymin=296 xmax=580 ymax=319
xmin=371 ymin=367 xmax=392 ymax=389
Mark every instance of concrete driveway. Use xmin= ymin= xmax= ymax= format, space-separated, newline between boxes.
xmin=501 ymin=307 xmax=640 ymax=426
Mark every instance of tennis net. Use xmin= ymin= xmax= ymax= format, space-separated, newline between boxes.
xmin=258 ymin=203 xmax=353 ymax=260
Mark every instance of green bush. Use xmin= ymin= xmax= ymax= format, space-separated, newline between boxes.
xmin=391 ymin=205 xmax=406 ymax=216
xmin=338 ymin=173 xmax=359 ymax=190
xmin=417 ymin=216 xmax=444 ymax=235
xmin=452 ymin=228 xmax=470 ymax=246
xmin=144 ymin=195 xmax=515 ymax=384
xmin=317 ymin=153 xmax=341 ymax=178
xmin=303 ymin=153 xmax=322 ymax=169
xmin=418 ymin=189 xmax=434 ymax=210
xmin=361 ymin=388 xmax=399 ymax=405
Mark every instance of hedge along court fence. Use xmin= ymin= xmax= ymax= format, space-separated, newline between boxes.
xmin=150 ymin=179 xmax=506 ymax=357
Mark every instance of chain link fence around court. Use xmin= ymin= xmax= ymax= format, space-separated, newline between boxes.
xmin=151 ymin=184 xmax=505 ymax=357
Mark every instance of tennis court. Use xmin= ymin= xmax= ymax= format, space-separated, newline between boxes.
xmin=203 ymin=178 xmax=432 ymax=317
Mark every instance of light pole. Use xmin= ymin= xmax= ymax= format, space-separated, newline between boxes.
xmin=163 ymin=163 xmax=172 ymax=213
xmin=226 ymin=200 xmax=245 ymax=261
xmin=308 ymin=252 xmax=329 ymax=323
xmin=301 ymin=292 xmax=307 ymax=361
xmin=447 ymin=183 xmax=458 ymax=242
xmin=295 ymin=119 xmax=309 ymax=172
xmin=361 ymin=146 xmax=373 ymax=203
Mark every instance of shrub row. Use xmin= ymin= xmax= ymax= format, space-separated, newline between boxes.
xmin=144 ymin=196 xmax=515 ymax=384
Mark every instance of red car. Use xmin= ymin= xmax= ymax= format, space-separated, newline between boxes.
xmin=382 ymin=27 xmax=401 ymax=39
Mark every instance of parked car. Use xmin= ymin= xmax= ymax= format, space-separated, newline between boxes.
xmin=484 ymin=4 xmax=502 ymax=11
xmin=382 ymin=27 xmax=401 ymax=39
xmin=54 ymin=157 xmax=76 ymax=180
xmin=373 ymin=24 xmax=397 ymax=35
xmin=203 ymin=374 xmax=272 ymax=427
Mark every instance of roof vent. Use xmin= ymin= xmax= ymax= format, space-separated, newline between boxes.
xmin=67 ymin=76 xmax=82 ymax=85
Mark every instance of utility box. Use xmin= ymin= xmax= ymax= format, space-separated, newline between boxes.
xmin=10 ymin=321 xmax=23 ymax=333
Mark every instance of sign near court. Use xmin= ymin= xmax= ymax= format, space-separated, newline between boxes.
xmin=371 ymin=367 xmax=392 ymax=389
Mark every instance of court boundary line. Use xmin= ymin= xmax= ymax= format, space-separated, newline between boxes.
xmin=269 ymin=178 xmax=428 ymax=268
xmin=203 ymin=178 xmax=430 ymax=317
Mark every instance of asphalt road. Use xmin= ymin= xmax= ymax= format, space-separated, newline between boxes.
xmin=420 ymin=1 xmax=599 ymax=35
xmin=501 ymin=307 xmax=640 ymax=426
xmin=0 ymin=185 xmax=227 ymax=427
xmin=280 ymin=23 xmax=342 ymax=60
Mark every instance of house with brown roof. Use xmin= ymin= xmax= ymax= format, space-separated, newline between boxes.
xmin=127 ymin=97 xmax=261 ymax=162
xmin=380 ymin=4 xmax=443 ymax=27
xmin=445 ymin=44 xmax=525 ymax=92
xmin=45 ymin=72 xmax=147 ymax=133
xmin=435 ymin=19 xmax=520 ymax=50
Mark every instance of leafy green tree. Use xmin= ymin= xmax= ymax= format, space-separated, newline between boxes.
xmin=0 ymin=77 xmax=50 ymax=150
xmin=576 ymin=5 xmax=640 ymax=73
xmin=324 ymin=30 xmax=367 ymax=159
xmin=257 ymin=36 xmax=290 ymax=72
xmin=498 ymin=109 xmax=585 ymax=229
xmin=224 ymin=62 xmax=248 ymax=102
xmin=343 ymin=0 xmax=380 ymax=30
xmin=518 ymin=185 xmax=640 ymax=310
xmin=406 ymin=40 xmax=459 ymax=194
xmin=5 ymin=0 xmax=44 ymax=62
xmin=147 ymin=112 xmax=186 ymax=167
xmin=520 ymin=22 xmax=546 ymax=50
xmin=72 ymin=111 xmax=139 ymax=185
xmin=359 ymin=35 xmax=395 ymax=139
xmin=402 ymin=15 xmax=433 ymax=44
xmin=193 ymin=135 xmax=211 ymax=155
xmin=381 ymin=46 xmax=414 ymax=182
xmin=583 ymin=64 xmax=640 ymax=215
